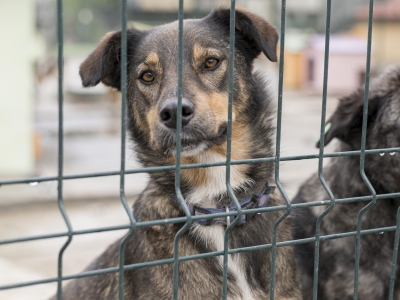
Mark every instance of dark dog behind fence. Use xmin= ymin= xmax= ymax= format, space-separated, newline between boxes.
xmin=294 ymin=67 xmax=400 ymax=299
xmin=0 ymin=0 xmax=400 ymax=300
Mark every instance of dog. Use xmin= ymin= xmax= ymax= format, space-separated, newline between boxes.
xmin=57 ymin=7 xmax=302 ymax=300
xmin=292 ymin=66 xmax=400 ymax=300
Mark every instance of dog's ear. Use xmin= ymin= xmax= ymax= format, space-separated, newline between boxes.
xmin=319 ymin=67 xmax=400 ymax=148
xmin=317 ymin=91 xmax=380 ymax=148
xmin=206 ymin=7 xmax=278 ymax=62
xmin=80 ymin=31 xmax=121 ymax=89
xmin=80 ymin=29 xmax=142 ymax=90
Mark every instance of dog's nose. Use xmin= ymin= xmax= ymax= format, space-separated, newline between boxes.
xmin=159 ymin=98 xmax=194 ymax=129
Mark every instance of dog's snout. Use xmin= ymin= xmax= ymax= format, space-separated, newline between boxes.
xmin=159 ymin=99 xmax=194 ymax=129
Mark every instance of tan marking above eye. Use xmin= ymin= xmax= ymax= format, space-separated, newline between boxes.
xmin=141 ymin=71 xmax=154 ymax=83
xmin=145 ymin=53 xmax=159 ymax=66
xmin=205 ymin=58 xmax=219 ymax=69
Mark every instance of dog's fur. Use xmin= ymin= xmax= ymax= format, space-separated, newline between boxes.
xmin=57 ymin=8 xmax=302 ymax=300
xmin=292 ymin=66 xmax=400 ymax=300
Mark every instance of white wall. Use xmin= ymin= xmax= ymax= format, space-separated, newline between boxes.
xmin=0 ymin=0 xmax=39 ymax=175
xmin=285 ymin=0 xmax=323 ymax=13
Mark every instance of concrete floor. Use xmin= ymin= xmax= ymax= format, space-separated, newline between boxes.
xmin=0 ymin=63 xmax=339 ymax=299
xmin=0 ymin=199 xmax=132 ymax=299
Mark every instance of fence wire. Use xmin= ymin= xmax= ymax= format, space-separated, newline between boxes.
xmin=0 ymin=0 xmax=400 ymax=300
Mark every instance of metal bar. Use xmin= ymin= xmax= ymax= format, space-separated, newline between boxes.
xmin=222 ymin=2 xmax=243 ymax=299
xmin=353 ymin=1 xmax=375 ymax=298
xmin=172 ymin=1 xmax=192 ymax=298
xmin=1 ymin=225 xmax=396 ymax=292
xmin=55 ymin=0 xmax=73 ymax=298
xmin=270 ymin=1 xmax=290 ymax=298
xmin=389 ymin=207 xmax=400 ymax=300
xmin=117 ymin=1 xmax=137 ymax=299
xmin=0 ymin=1 xmax=396 ymax=298
xmin=2 ymin=148 xmax=400 ymax=187
xmin=312 ymin=1 xmax=334 ymax=299
xmin=3 ymin=192 xmax=400 ymax=247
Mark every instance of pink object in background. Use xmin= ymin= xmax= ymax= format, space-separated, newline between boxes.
xmin=303 ymin=35 xmax=373 ymax=94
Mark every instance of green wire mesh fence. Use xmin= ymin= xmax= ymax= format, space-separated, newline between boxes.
xmin=1 ymin=0 xmax=400 ymax=300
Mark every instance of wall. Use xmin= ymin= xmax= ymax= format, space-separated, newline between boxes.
xmin=0 ymin=0 xmax=40 ymax=176
xmin=352 ymin=21 xmax=400 ymax=67
xmin=304 ymin=50 xmax=367 ymax=94
xmin=284 ymin=51 xmax=305 ymax=89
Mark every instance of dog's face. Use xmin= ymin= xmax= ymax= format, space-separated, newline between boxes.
xmin=319 ymin=67 xmax=400 ymax=190
xmin=130 ymin=21 xmax=236 ymax=157
xmin=79 ymin=8 xmax=278 ymax=158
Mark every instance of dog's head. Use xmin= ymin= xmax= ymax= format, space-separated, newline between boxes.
xmin=79 ymin=7 xmax=278 ymax=160
xmin=319 ymin=66 xmax=400 ymax=189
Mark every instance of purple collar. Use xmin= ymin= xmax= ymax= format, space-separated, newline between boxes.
xmin=174 ymin=181 xmax=275 ymax=226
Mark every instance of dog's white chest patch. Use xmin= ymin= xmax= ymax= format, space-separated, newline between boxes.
xmin=185 ymin=152 xmax=254 ymax=206
xmin=191 ymin=225 xmax=256 ymax=300
xmin=185 ymin=152 xmax=256 ymax=298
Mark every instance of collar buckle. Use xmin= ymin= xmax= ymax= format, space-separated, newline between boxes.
xmin=225 ymin=206 xmax=230 ymax=226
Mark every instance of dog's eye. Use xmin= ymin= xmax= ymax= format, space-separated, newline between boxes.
xmin=140 ymin=71 xmax=154 ymax=83
xmin=204 ymin=58 xmax=219 ymax=69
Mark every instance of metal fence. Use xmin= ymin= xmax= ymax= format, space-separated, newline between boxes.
xmin=1 ymin=0 xmax=400 ymax=299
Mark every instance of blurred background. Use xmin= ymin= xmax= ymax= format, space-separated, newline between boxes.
xmin=1 ymin=0 xmax=399 ymax=299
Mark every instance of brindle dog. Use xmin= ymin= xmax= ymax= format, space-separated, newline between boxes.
xmin=293 ymin=66 xmax=400 ymax=300
xmin=57 ymin=8 xmax=302 ymax=300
